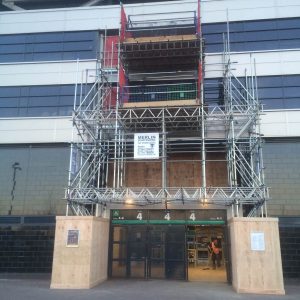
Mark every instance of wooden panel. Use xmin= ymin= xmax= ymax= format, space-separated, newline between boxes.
xmin=206 ymin=152 xmax=228 ymax=187
xmin=125 ymin=161 xmax=161 ymax=187
xmin=122 ymin=99 xmax=199 ymax=108
xmin=51 ymin=217 xmax=109 ymax=289
xmin=123 ymin=153 xmax=227 ymax=188
xmin=229 ymin=218 xmax=285 ymax=295
xmin=124 ymin=34 xmax=197 ymax=44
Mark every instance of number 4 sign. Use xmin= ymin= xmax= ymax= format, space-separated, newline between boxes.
xmin=189 ymin=212 xmax=196 ymax=221
xmin=164 ymin=212 xmax=170 ymax=221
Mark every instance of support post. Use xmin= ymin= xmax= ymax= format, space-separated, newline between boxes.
xmin=162 ymin=110 xmax=167 ymax=205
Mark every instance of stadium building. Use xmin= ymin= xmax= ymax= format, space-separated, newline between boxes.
xmin=0 ymin=0 xmax=299 ymax=294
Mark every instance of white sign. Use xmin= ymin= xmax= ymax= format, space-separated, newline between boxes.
xmin=134 ymin=133 xmax=159 ymax=159
xmin=251 ymin=232 xmax=265 ymax=251
xmin=67 ymin=229 xmax=80 ymax=247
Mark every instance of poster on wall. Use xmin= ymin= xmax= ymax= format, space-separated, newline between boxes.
xmin=250 ymin=232 xmax=265 ymax=251
xmin=67 ymin=229 xmax=80 ymax=247
xmin=134 ymin=133 xmax=159 ymax=159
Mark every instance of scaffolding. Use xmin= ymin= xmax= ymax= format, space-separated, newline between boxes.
xmin=66 ymin=3 xmax=268 ymax=217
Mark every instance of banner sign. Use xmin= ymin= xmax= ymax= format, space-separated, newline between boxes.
xmin=111 ymin=209 xmax=226 ymax=225
xmin=66 ymin=229 xmax=79 ymax=247
xmin=134 ymin=133 xmax=159 ymax=159
xmin=251 ymin=232 xmax=265 ymax=251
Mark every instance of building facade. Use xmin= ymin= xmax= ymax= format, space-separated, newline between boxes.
xmin=0 ymin=0 xmax=299 ymax=280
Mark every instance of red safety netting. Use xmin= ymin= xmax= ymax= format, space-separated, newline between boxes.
xmin=197 ymin=0 xmax=201 ymax=36
xmin=119 ymin=64 xmax=129 ymax=104
xmin=103 ymin=36 xmax=118 ymax=68
xmin=120 ymin=5 xmax=127 ymax=42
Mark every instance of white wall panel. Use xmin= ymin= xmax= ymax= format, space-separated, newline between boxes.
xmin=202 ymin=0 xmax=300 ymax=23
xmin=205 ymin=50 xmax=300 ymax=78
xmin=0 ymin=117 xmax=72 ymax=144
xmin=261 ymin=110 xmax=300 ymax=137
xmin=1 ymin=0 xmax=299 ymax=35
xmin=0 ymin=60 xmax=96 ymax=86
xmin=0 ymin=1 xmax=197 ymax=34
xmin=1 ymin=110 xmax=299 ymax=144
xmin=0 ymin=6 xmax=119 ymax=34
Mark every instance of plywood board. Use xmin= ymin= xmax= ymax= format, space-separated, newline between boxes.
xmin=229 ymin=218 xmax=285 ymax=295
xmin=124 ymin=34 xmax=197 ymax=44
xmin=123 ymin=99 xmax=199 ymax=108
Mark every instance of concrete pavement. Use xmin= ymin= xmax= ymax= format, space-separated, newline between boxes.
xmin=0 ymin=274 xmax=299 ymax=300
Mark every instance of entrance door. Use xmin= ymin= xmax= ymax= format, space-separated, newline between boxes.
xmin=186 ymin=225 xmax=227 ymax=282
xmin=165 ymin=225 xmax=186 ymax=279
xmin=128 ymin=226 xmax=147 ymax=278
xmin=110 ymin=224 xmax=186 ymax=280
xmin=148 ymin=226 xmax=165 ymax=279
xmin=148 ymin=225 xmax=186 ymax=280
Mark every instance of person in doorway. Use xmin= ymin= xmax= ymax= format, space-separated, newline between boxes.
xmin=209 ymin=239 xmax=221 ymax=269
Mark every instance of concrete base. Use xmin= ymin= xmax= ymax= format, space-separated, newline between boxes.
xmin=229 ymin=217 xmax=285 ymax=295
xmin=50 ymin=216 xmax=109 ymax=289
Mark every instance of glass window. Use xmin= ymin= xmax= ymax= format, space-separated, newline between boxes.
xmin=0 ymin=84 xmax=93 ymax=118
xmin=282 ymin=75 xmax=300 ymax=86
xmin=28 ymin=96 xmax=60 ymax=107
xmin=29 ymin=86 xmax=59 ymax=96
xmin=203 ymin=17 xmax=300 ymax=53
xmin=204 ymin=33 xmax=223 ymax=43
xmin=33 ymin=32 xmax=64 ymax=43
xmin=258 ymin=76 xmax=282 ymax=87
xmin=279 ymin=39 xmax=300 ymax=49
xmin=0 ymin=108 xmax=18 ymax=117
xmin=59 ymin=95 xmax=73 ymax=106
xmin=58 ymin=106 xmax=73 ymax=116
xmin=277 ymin=18 xmax=300 ymax=29
xmin=0 ymin=53 xmax=24 ymax=62
xmin=258 ymin=87 xmax=283 ymax=99
xmin=202 ymin=23 xmax=226 ymax=34
xmin=277 ymin=28 xmax=300 ymax=40
xmin=0 ymin=44 xmax=25 ymax=54
xmin=204 ymin=75 xmax=300 ymax=110
xmin=0 ymin=34 xmax=26 ymax=44
xmin=243 ymin=19 xmax=276 ymax=31
xmin=205 ymin=43 xmax=223 ymax=53
xmin=284 ymin=99 xmax=300 ymax=109
xmin=33 ymin=43 xmax=63 ymax=52
xmin=0 ymin=31 xmax=98 ymax=63
xmin=63 ymin=41 xmax=93 ymax=51
xmin=283 ymin=87 xmax=300 ymax=98
xmin=27 ymin=106 xmax=58 ymax=117
xmin=0 ymin=98 xmax=19 ymax=108
xmin=261 ymin=99 xmax=284 ymax=110
xmin=0 ymin=87 xmax=20 ymax=97
xmin=32 ymin=52 xmax=62 ymax=61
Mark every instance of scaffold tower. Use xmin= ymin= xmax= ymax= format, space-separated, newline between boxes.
xmin=66 ymin=2 xmax=268 ymax=217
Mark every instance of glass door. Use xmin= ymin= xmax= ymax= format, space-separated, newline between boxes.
xmin=165 ymin=225 xmax=186 ymax=279
xmin=127 ymin=226 xmax=148 ymax=278
xmin=148 ymin=226 xmax=165 ymax=279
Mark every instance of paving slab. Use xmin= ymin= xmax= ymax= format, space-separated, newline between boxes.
xmin=0 ymin=275 xmax=299 ymax=300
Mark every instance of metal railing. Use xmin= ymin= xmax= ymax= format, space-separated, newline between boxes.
xmin=127 ymin=11 xmax=197 ymax=37
xmin=121 ymin=82 xmax=197 ymax=104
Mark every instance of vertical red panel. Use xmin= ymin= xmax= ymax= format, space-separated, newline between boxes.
xmin=104 ymin=36 xmax=118 ymax=68
xmin=120 ymin=5 xmax=127 ymax=42
xmin=197 ymin=0 xmax=201 ymax=36
xmin=119 ymin=65 xmax=129 ymax=104
xmin=102 ymin=87 xmax=117 ymax=109
xmin=111 ymin=87 xmax=118 ymax=108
